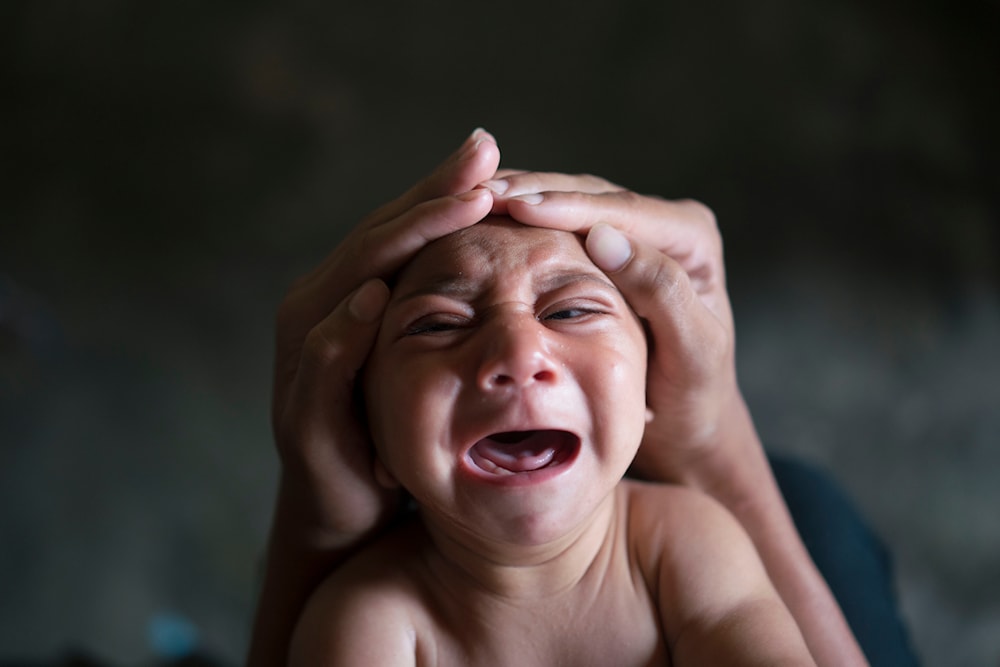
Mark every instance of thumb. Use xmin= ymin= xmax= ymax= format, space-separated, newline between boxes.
xmin=585 ymin=224 xmax=729 ymax=385
xmin=279 ymin=278 xmax=389 ymax=462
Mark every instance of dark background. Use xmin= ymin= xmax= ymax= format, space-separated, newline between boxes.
xmin=2 ymin=1 xmax=998 ymax=665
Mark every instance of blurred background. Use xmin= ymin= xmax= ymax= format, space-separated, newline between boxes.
xmin=2 ymin=0 xmax=997 ymax=665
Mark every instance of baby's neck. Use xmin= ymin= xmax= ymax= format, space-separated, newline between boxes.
xmin=418 ymin=490 xmax=621 ymax=601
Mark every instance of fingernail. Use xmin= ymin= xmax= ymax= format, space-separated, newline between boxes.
xmin=458 ymin=131 xmax=481 ymax=158
xmin=471 ymin=127 xmax=493 ymax=141
xmin=511 ymin=193 xmax=543 ymax=205
xmin=586 ymin=224 xmax=632 ymax=273
xmin=481 ymin=179 xmax=509 ymax=195
xmin=460 ymin=128 xmax=493 ymax=160
xmin=349 ymin=279 xmax=389 ymax=323
xmin=456 ymin=189 xmax=488 ymax=202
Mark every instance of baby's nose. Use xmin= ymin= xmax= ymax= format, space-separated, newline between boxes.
xmin=476 ymin=319 xmax=559 ymax=392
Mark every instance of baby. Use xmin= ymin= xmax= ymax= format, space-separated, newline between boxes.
xmin=288 ymin=216 xmax=815 ymax=666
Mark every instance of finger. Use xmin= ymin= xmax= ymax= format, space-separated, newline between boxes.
xmin=291 ymin=187 xmax=493 ymax=322
xmin=279 ymin=279 xmax=390 ymax=460
xmin=482 ymin=171 xmax=623 ymax=197
xmin=506 ymin=189 xmax=706 ymax=247
xmin=366 ymin=128 xmax=501 ymax=227
xmin=482 ymin=171 xmax=623 ymax=214
xmin=506 ymin=190 xmax=722 ymax=288
xmin=274 ymin=183 xmax=493 ymax=421
xmin=301 ymin=131 xmax=498 ymax=294
xmin=585 ymin=224 xmax=730 ymax=389
xmin=359 ymin=189 xmax=496 ymax=276
xmin=279 ymin=279 xmax=401 ymax=529
xmin=492 ymin=168 xmax=527 ymax=179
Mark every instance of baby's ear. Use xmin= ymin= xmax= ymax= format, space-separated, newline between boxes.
xmin=373 ymin=455 xmax=401 ymax=489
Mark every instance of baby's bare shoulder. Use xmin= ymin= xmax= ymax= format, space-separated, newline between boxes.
xmin=289 ymin=520 xmax=431 ymax=666
xmin=620 ymin=481 xmax=815 ymax=664
xmin=621 ymin=479 xmax=733 ymax=533
xmin=620 ymin=479 xmax=756 ymax=580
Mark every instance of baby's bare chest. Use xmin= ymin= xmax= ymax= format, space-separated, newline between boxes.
xmin=414 ymin=575 xmax=669 ymax=667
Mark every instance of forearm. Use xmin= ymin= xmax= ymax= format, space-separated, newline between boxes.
xmin=665 ymin=395 xmax=868 ymax=666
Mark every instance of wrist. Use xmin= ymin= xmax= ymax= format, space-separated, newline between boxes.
xmin=275 ymin=473 xmax=394 ymax=546
xmin=674 ymin=390 xmax=762 ymax=483
xmin=634 ymin=384 xmax=758 ymax=480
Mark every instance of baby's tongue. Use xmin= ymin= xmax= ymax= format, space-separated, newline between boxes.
xmin=471 ymin=431 xmax=560 ymax=473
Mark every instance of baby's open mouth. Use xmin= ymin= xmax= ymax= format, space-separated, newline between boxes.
xmin=469 ymin=430 xmax=578 ymax=475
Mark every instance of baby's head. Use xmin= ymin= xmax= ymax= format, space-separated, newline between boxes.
xmin=363 ymin=217 xmax=648 ymax=544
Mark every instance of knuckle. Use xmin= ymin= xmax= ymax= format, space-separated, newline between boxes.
xmin=617 ymin=189 xmax=646 ymax=210
xmin=680 ymin=198 xmax=724 ymax=259
xmin=579 ymin=173 xmax=619 ymax=192
xmin=301 ymin=323 xmax=348 ymax=368
xmin=681 ymin=198 xmax=718 ymax=229
xmin=643 ymin=255 xmax=688 ymax=307
xmin=681 ymin=198 xmax=722 ymax=244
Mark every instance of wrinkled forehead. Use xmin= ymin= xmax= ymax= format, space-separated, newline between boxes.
xmin=393 ymin=216 xmax=598 ymax=291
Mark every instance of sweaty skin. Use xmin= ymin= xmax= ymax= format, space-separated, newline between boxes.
xmin=290 ymin=220 xmax=814 ymax=666
xmin=364 ymin=217 xmax=648 ymax=550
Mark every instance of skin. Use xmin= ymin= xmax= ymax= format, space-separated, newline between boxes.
xmin=248 ymin=131 xmax=867 ymax=667
xmin=290 ymin=221 xmax=815 ymax=666
xmin=363 ymin=218 xmax=648 ymax=551
xmin=248 ymin=129 xmax=500 ymax=667
xmin=491 ymin=174 xmax=866 ymax=666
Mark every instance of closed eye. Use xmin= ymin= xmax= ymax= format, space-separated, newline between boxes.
xmin=543 ymin=308 xmax=598 ymax=321
xmin=404 ymin=314 xmax=471 ymax=336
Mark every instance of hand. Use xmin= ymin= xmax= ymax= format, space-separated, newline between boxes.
xmin=272 ymin=129 xmax=499 ymax=542
xmin=489 ymin=174 xmax=868 ymax=663
xmin=248 ymin=130 xmax=501 ymax=667
xmin=486 ymin=172 xmax=728 ymax=330
xmin=486 ymin=173 xmax=738 ymax=479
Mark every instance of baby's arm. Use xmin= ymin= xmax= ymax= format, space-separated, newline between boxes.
xmin=631 ymin=483 xmax=815 ymax=666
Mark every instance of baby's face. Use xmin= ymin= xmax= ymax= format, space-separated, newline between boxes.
xmin=364 ymin=217 xmax=647 ymax=546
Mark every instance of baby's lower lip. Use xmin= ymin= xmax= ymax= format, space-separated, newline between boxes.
xmin=464 ymin=430 xmax=579 ymax=485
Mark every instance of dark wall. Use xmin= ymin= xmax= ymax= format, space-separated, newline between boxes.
xmin=2 ymin=1 xmax=997 ymax=664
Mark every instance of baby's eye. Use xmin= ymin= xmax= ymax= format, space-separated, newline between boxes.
xmin=543 ymin=308 xmax=592 ymax=321
xmin=404 ymin=315 xmax=470 ymax=336
xmin=542 ymin=305 xmax=607 ymax=323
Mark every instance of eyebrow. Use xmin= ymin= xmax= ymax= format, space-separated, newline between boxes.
xmin=394 ymin=275 xmax=480 ymax=302
xmin=394 ymin=269 xmax=619 ymax=303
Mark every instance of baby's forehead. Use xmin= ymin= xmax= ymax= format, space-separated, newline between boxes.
xmin=395 ymin=217 xmax=598 ymax=291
